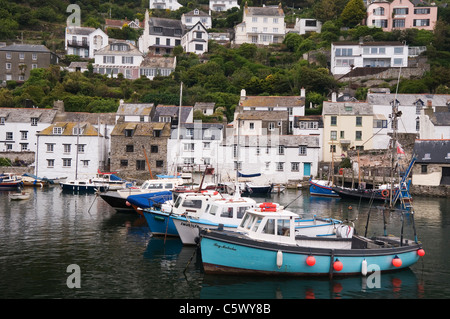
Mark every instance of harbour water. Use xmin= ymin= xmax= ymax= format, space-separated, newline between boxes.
xmin=1 ymin=186 xmax=449 ymax=300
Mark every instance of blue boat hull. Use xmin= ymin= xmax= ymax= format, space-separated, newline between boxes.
xmin=200 ymin=231 xmax=422 ymax=276
xmin=143 ymin=210 xmax=178 ymax=237
xmin=309 ymin=180 xmax=339 ymax=197
xmin=127 ymin=191 xmax=172 ymax=210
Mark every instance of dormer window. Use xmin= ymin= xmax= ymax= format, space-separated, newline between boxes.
xmin=124 ymin=129 xmax=134 ymax=137
xmin=53 ymin=127 xmax=63 ymax=135
xmin=31 ymin=117 xmax=38 ymax=126
xmin=422 ymin=153 xmax=431 ymax=160
xmin=110 ymin=43 xmax=130 ymax=51
xmin=73 ymin=127 xmax=84 ymax=135
xmin=0 ymin=117 xmax=5 ymax=125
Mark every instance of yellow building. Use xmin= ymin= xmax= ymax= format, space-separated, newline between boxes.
xmin=322 ymin=101 xmax=373 ymax=163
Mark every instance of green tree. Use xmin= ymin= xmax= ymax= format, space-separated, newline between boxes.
xmin=340 ymin=0 xmax=366 ymax=28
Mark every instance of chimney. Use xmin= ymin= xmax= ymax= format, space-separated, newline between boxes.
xmin=240 ymin=89 xmax=246 ymax=97
xmin=332 ymin=92 xmax=337 ymax=102
xmin=301 ymin=87 xmax=305 ymax=98
xmin=424 ymin=100 xmax=434 ymax=117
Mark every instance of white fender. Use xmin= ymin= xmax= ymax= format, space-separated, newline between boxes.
xmin=276 ymin=250 xmax=283 ymax=269
xmin=361 ymin=259 xmax=368 ymax=276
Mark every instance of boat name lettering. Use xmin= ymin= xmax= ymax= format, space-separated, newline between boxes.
xmin=213 ymin=243 xmax=236 ymax=251
xmin=181 ymin=221 xmax=200 ymax=229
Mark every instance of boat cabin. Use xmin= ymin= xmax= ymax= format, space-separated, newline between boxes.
xmin=161 ymin=191 xmax=226 ymax=217
xmin=198 ymin=197 xmax=257 ymax=224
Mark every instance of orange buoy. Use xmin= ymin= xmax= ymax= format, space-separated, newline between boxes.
xmin=306 ymin=255 xmax=316 ymax=266
xmin=417 ymin=249 xmax=425 ymax=257
xmin=392 ymin=256 xmax=402 ymax=267
xmin=333 ymin=259 xmax=343 ymax=271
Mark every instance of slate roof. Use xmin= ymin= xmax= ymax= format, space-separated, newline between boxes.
xmin=413 ymin=139 xmax=450 ymax=164
xmin=140 ymin=55 xmax=176 ymax=68
xmin=148 ymin=17 xmax=184 ymax=36
xmin=368 ymin=93 xmax=450 ymax=106
xmin=66 ymin=26 xmax=96 ymax=36
xmin=152 ymin=105 xmax=192 ymax=123
xmin=38 ymin=122 xmax=101 ymax=136
xmin=236 ymin=111 xmax=288 ymax=121
xmin=116 ymin=103 xmax=153 ymax=116
xmin=223 ymin=133 xmax=319 ymax=147
xmin=240 ymin=96 xmax=305 ymax=107
xmin=0 ymin=108 xmax=57 ymax=123
xmin=246 ymin=6 xmax=284 ymax=17
xmin=111 ymin=122 xmax=171 ymax=137
xmin=322 ymin=101 xmax=372 ymax=115
xmin=0 ymin=44 xmax=51 ymax=52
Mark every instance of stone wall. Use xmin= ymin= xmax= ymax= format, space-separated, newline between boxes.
xmin=410 ymin=184 xmax=450 ymax=197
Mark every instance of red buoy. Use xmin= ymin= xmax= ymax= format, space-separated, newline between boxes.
xmin=417 ymin=249 xmax=425 ymax=257
xmin=392 ymin=256 xmax=402 ymax=267
xmin=333 ymin=259 xmax=343 ymax=271
xmin=306 ymin=255 xmax=316 ymax=266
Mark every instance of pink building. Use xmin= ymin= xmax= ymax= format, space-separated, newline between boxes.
xmin=367 ymin=0 xmax=437 ymax=32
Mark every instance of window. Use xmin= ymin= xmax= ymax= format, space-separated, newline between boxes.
xmin=335 ymin=48 xmax=353 ymax=56
xmin=330 ymin=145 xmax=336 ymax=153
xmin=291 ymin=162 xmax=299 ymax=172
xmin=252 ymin=17 xmax=257 ymax=22
xmin=126 ymin=145 xmax=134 ymax=152
xmin=372 ymin=20 xmax=388 ymax=28
xmin=276 ymin=162 xmax=284 ymax=171
xmin=103 ymin=56 xmax=115 ymax=64
xmin=46 ymin=144 xmax=55 ymax=152
xmin=47 ymin=159 xmax=54 ymax=168
xmin=53 ymin=127 xmax=63 ymax=135
xmin=393 ymin=58 xmax=403 ymax=66
xmin=393 ymin=8 xmax=408 ymax=15
xmin=356 ymin=131 xmax=362 ymax=140
xmin=414 ymin=19 xmax=430 ymax=27
xmin=63 ymin=144 xmax=71 ymax=153
xmin=203 ymin=142 xmax=210 ymax=149
xmin=421 ymin=164 xmax=427 ymax=174
xmin=124 ymin=129 xmax=133 ymax=137
xmin=393 ymin=20 xmax=405 ymax=28
xmin=156 ymin=160 xmax=164 ymax=168
xmin=422 ymin=153 xmax=431 ymax=160
xmin=0 ymin=117 xmax=5 ymax=125
xmin=6 ymin=52 xmax=11 ymax=59
xmin=195 ymin=44 xmax=203 ymax=51
xmin=268 ymin=122 xmax=275 ymax=131
xmin=249 ymin=122 xmax=254 ymax=130
xmin=153 ymin=27 xmax=162 ymax=33
xmin=356 ymin=117 xmax=362 ymax=126
xmin=273 ymin=18 xmax=278 ymax=23
xmin=151 ymin=145 xmax=158 ymax=153
xmin=73 ymin=127 xmax=84 ymax=135
xmin=19 ymin=53 xmax=24 ymax=60
xmin=186 ymin=128 xmax=194 ymax=137
xmin=20 ymin=143 xmax=28 ymax=151
xmin=32 ymin=53 xmax=37 ymax=60
xmin=330 ymin=116 xmax=337 ymax=126
xmin=136 ymin=160 xmax=146 ymax=170
xmin=340 ymin=131 xmax=345 ymax=139
xmin=330 ymin=131 xmax=337 ymax=140
xmin=299 ymin=145 xmax=307 ymax=156
xmin=6 ymin=132 xmax=13 ymax=140
xmin=394 ymin=47 xmax=404 ymax=54
xmin=63 ymin=158 xmax=72 ymax=167
xmin=184 ymin=143 xmax=194 ymax=151
xmin=416 ymin=117 xmax=420 ymax=131
xmin=414 ymin=8 xmax=430 ymax=14
xmin=122 ymin=56 xmax=134 ymax=64
xmin=6 ymin=63 xmax=11 ymax=70
xmin=120 ymin=160 xmax=128 ymax=167
xmin=278 ymin=145 xmax=284 ymax=155
xmin=373 ymin=7 xmax=385 ymax=15
xmin=77 ymin=144 xmax=85 ymax=153
xmin=21 ymin=131 xmax=28 ymax=140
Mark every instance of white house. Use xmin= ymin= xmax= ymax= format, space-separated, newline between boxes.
xmin=209 ymin=0 xmax=239 ymax=12
xmin=420 ymin=103 xmax=450 ymax=140
xmin=218 ymin=124 xmax=320 ymax=184
xmin=181 ymin=22 xmax=209 ymax=55
xmin=234 ymin=3 xmax=286 ymax=45
xmin=35 ymin=122 xmax=107 ymax=180
xmin=65 ymin=26 xmax=108 ymax=58
xmin=293 ymin=115 xmax=324 ymax=160
xmin=294 ymin=18 xmax=322 ymax=35
xmin=93 ymin=40 xmax=144 ymax=79
xmin=0 ymin=108 xmax=57 ymax=153
xmin=149 ymin=0 xmax=182 ymax=10
xmin=167 ymin=121 xmax=224 ymax=173
xmin=116 ymin=101 xmax=154 ymax=123
xmin=237 ymin=88 xmax=305 ymax=135
xmin=139 ymin=10 xmax=184 ymax=55
xmin=181 ymin=9 xmax=212 ymax=29
xmin=331 ymin=41 xmax=408 ymax=75
xmin=367 ymin=92 xmax=450 ymax=148
xmin=140 ymin=55 xmax=177 ymax=80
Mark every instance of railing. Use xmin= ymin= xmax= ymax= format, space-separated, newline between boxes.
xmin=67 ymin=40 xmax=89 ymax=48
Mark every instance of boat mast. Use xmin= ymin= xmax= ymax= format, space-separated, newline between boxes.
xmin=75 ymin=122 xmax=80 ymax=180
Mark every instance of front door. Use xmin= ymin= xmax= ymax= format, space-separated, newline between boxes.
xmin=303 ymin=163 xmax=311 ymax=177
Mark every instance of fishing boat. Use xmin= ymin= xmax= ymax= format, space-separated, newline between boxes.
xmin=21 ymin=173 xmax=49 ymax=188
xmin=199 ymin=205 xmax=425 ymax=277
xmin=92 ymin=170 xmax=134 ymax=190
xmin=309 ymin=178 xmax=339 ymax=197
xmin=126 ymin=191 xmax=173 ymax=215
xmin=9 ymin=191 xmax=31 ymax=200
xmin=142 ymin=190 xmax=225 ymax=237
xmin=0 ymin=173 xmax=23 ymax=190
xmin=241 ymin=182 xmax=273 ymax=196
xmin=173 ymin=200 xmax=343 ymax=246
xmin=60 ymin=179 xmax=109 ymax=194
xmin=100 ymin=178 xmax=182 ymax=211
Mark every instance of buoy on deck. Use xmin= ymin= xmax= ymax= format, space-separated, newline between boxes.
xmin=361 ymin=259 xmax=367 ymax=276
xmin=276 ymin=250 xmax=283 ymax=269
xmin=306 ymin=255 xmax=316 ymax=266
xmin=392 ymin=256 xmax=402 ymax=267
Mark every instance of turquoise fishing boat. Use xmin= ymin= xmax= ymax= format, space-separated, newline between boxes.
xmin=199 ymin=206 xmax=424 ymax=277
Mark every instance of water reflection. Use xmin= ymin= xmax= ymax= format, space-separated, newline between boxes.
xmin=200 ymin=269 xmax=421 ymax=299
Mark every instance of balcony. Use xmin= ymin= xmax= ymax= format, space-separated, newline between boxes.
xmin=67 ymin=40 xmax=89 ymax=48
